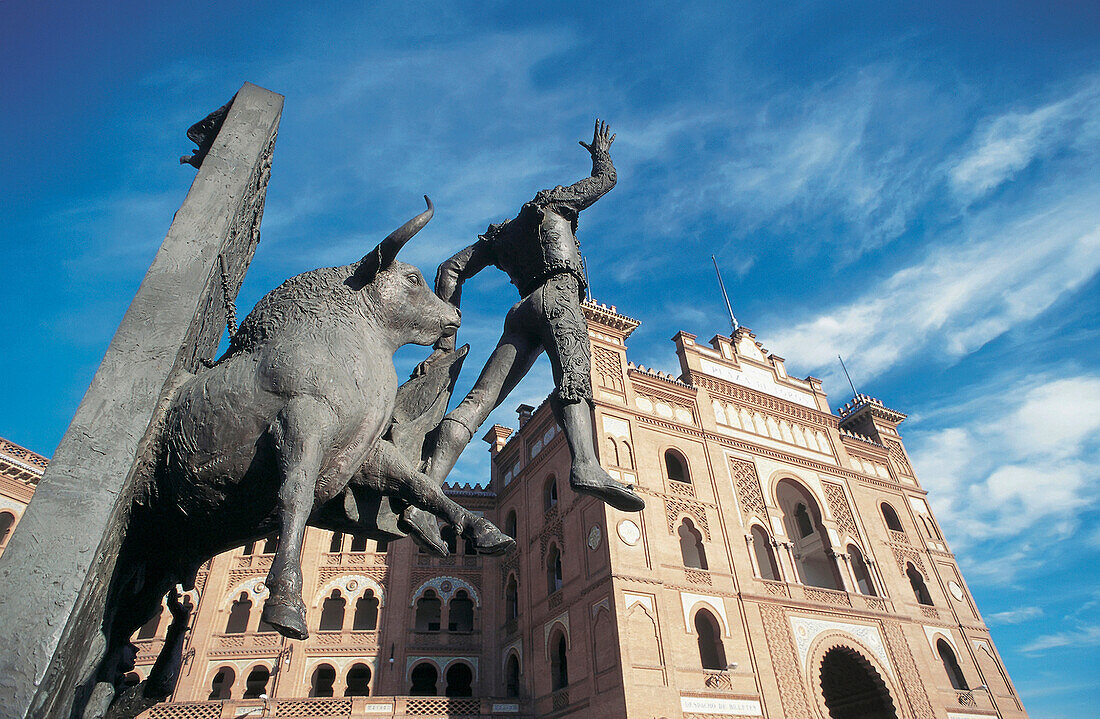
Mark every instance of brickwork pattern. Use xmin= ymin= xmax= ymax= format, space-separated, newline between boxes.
xmin=729 ymin=457 xmax=766 ymax=519
xmin=822 ymin=481 xmax=857 ymax=538
xmin=759 ymin=604 xmax=813 ymax=717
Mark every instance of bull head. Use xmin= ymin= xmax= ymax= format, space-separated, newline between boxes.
xmin=349 ymin=195 xmax=435 ymax=288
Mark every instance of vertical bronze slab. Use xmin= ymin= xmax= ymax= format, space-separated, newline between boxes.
xmin=0 ymin=82 xmax=283 ymax=719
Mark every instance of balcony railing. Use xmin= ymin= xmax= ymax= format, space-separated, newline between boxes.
xmin=210 ymin=632 xmax=281 ymax=654
xmin=309 ymin=630 xmax=380 ymax=650
xmin=138 ymin=697 xmax=530 ymax=719
xmin=231 ymin=554 xmax=273 ymax=571
xmin=752 ymin=578 xmax=891 ymax=612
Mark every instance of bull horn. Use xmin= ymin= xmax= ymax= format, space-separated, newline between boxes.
xmin=351 ymin=196 xmax=434 ymax=285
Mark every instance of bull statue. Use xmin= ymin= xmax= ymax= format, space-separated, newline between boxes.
xmin=82 ymin=197 xmax=514 ymax=718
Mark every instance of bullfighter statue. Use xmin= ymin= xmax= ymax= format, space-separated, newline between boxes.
xmin=405 ymin=120 xmax=645 ymax=552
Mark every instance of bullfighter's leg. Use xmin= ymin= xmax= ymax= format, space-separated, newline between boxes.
xmin=262 ymin=395 xmax=337 ymax=639
xmin=404 ymin=298 xmax=542 ymax=552
xmin=538 ymin=274 xmax=645 ymax=512
xmin=375 ymin=442 xmax=514 ymax=555
xmin=427 ymin=296 xmax=543 ymax=485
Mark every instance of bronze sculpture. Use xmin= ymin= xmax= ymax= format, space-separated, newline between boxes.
xmin=81 ymin=199 xmax=515 ymax=718
xmin=402 ymin=120 xmax=645 ymax=553
xmin=78 ymin=118 xmax=646 ymax=719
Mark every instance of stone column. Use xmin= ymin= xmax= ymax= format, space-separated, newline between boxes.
xmin=0 ymin=82 xmax=283 ymax=719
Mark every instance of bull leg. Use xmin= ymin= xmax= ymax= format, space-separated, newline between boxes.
xmin=377 ymin=441 xmax=514 ymax=555
xmin=262 ymin=396 xmax=337 ymax=639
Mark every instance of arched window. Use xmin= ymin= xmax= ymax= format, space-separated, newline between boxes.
xmin=463 ymin=536 xmax=477 ymax=555
xmin=242 ymin=666 xmax=270 ymax=699
xmin=505 ymin=654 xmax=521 ymax=698
xmin=848 ymin=545 xmax=877 ymax=596
xmin=665 ymin=450 xmax=690 ymax=483
xmin=262 ymin=535 xmax=278 ymax=554
xmin=794 ymin=503 xmax=814 ymax=537
xmin=309 ymin=664 xmax=335 ymax=697
xmin=445 ymin=662 xmax=474 ymax=697
xmin=621 ymin=441 xmax=635 ymax=470
xmin=678 ymin=518 xmax=708 ymax=569
xmin=122 ymin=672 xmax=141 ymax=689
xmin=0 ymin=511 xmax=15 ymax=544
xmin=694 ymin=609 xmax=727 ymax=670
xmin=449 ymin=590 xmax=474 ymax=632
xmin=881 ymin=503 xmax=904 ymax=532
xmin=410 ymin=663 xmax=438 ymax=696
xmin=319 ymin=589 xmax=346 ymax=631
xmin=544 ymin=476 xmax=559 ymax=511
xmin=547 ymin=545 xmax=563 ymax=594
xmin=505 ymin=575 xmax=519 ymax=620
xmin=345 ymin=663 xmax=372 ymax=696
xmin=208 ymin=667 xmax=234 ymax=700
xmin=777 ymin=480 xmax=843 ymax=590
xmin=350 ymin=535 xmax=369 ymax=552
xmin=136 ymin=608 xmax=162 ymax=639
xmin=329 ymin=532 xmax=344 ymax=553
xmin=751 ymin=525 xmax=781 ymax=581
xmin=907 ymin=564 xmax=934 ymax=606
xmin=504 ymin=510 xmax=517 ymax=539
xmin=922 ymin=515 xmax=943 ymax=540
xmin=937 ymin=639 xmax=969 ymax=690
xmin=353 ymin=590 xmax=379 ymax=631
xmin=416 ymin=590 xmax=442 ymax=632
xmin=606 ymin=436 xmax=621 ymax=466
xmin=225 ymin=592 xmax=251 ymax=634
xmin=550 ymin=631 xmax=569 ymax=690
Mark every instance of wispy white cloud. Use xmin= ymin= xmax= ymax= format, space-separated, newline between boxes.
xmin=949 ymin=75 xmax=1100 ymax=204
xmin=766 ymin=186 xmax=1100 ymax=388
xmin=905 ymin=371 xmax=1100 ymax=582
xmin=1021 ymin=623 xmax=1100 ymax=654
xmin=986 ymin=606 xmax=1044 ymax=625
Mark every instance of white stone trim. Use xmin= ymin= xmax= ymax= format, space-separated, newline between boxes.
xmin=313 ymin=574 xmax=385 ymax=607
xmin=544 ymin=610 xmax=571 ymax=658
xmin=681 ymin=592 xmax=731 ymax=637
xmin=789 ymin=616 xmax=893 ymax=679
xmin=925 ymin=625 xmax=960 ymax=655
xmin=409 ymin=576 xmax=480 ymax=607
xmin=623 ymin=592 xmax=654 ymax=613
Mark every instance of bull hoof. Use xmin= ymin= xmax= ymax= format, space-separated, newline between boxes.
xmin=570 ymin=462 xmax=646 ymax=512
xmin=262 ymin=598 xmax=308 ymax=640
xmin=467 ymin=517 xmax=515 ymax=556
xmin=401 ymin=509 xmax=449 ymax=557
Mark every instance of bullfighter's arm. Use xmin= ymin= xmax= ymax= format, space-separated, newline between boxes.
xmin=431 ymin=240 xmax=492 ymax=352
xmin=538 ymin=119 xmax=617 ymax=214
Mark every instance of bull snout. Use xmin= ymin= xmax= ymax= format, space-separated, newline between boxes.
xmin=440 ymin=306 xmax=461 ymax=337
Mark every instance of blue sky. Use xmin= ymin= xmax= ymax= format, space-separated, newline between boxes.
xmin=2 ymin=1 xmax=1097 ymax=715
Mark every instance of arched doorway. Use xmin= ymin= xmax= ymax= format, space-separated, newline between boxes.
xmin=818 ymin=647 xmax=898 ymax=719
xmin=410 ymin=662 xmax=438 ymax=696
xmin=445 ymin=662 xmax=474 ymax=697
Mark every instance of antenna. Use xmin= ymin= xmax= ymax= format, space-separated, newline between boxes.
xmin=838 ymin=354 xmax=859 ymax=398
xmin=711 ymin=255 xmax=740 ymax=333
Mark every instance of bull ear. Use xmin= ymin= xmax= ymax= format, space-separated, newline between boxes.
xmin=351 ymin=196 xmax=434 ymax=286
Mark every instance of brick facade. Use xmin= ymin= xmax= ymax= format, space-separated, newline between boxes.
xmin=2 ymin=299 xmax=1027 ymax=719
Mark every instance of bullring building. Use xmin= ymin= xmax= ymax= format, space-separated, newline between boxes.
xmin=3 ymin=300 xmax=1027 ymax=719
